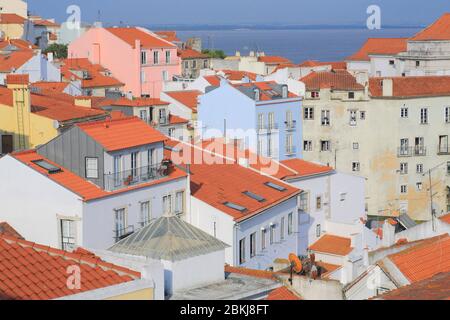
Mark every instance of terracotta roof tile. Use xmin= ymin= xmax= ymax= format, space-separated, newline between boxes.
xmin=204 ymin=75 xmax=222 ymax=86
xmin=225 ymin=265 xmax=277 ymax=280
xmin=439 ymin=213 xmax=450 ymax=224
xmin=299 ymin=60 xmax=347 ymax=70
xmin=309 ymin=234 xmax=353 ymax=256
xmin=258 ymin=56 xmax=292 ymax=65
xmin=60 ymin=58 xmax=124 ymax=89
xmin=0 ymin=51 xmax=34 ymax=72
xmin=0 ymin=39 xmax=37 ymax=50
xmin=166 ymin=140 xmax=300 ymax=222
xmin=410 ymin=13 xmax=450 ymax=41
xmin=164 ymin=90 xmax=201 ymax=112
xmin=377 ymin=272 xmax=450 ymax=300
xmin=233 ymin=81 xmax=298 ymax=101
xmin=0 ymin=13 xmax=26 ymax=24
xmin=178 ymin=48 xmax=208 ymax=59
xmin=0 ymin=234 xmax=139 ymax=300
xmin=12 ymin=149 xmax=187 ymax=201
xmin=279 ymin=159 xmax=334 ymax=180
xmin=346 ymin=38 xmax=407 ymax=61
xmin=77 ymin=116 xmax=167 ymax=152
xmin=154 ymin=31 xmax=181 ymax=43
xmin=99 ymin=97 xmax=169 ymax=108
xmin=369 ymin=76 xmax=450 ymax=98
xmin=33 ymin=19 xmax=60 ymax=27
xmin=266 ymin=286 xmax=302 ymax=300
xmin=0 ymin=222 xmax=23 ymax=239
xmin=220 ymin=69 xmax=258 ymax=81
xmin=300 ymin=70 xmax=365 ymax=91
xmin=106 ymin=28 xmax=176 ymax=49
xmin=388 ymin=234 xmax=450 ymax=283
xmin=169 ymin=114 xmax=188 ymax=124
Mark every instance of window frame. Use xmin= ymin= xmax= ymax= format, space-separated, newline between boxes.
xmin=85 ymin=157 xmax=99 ymax=179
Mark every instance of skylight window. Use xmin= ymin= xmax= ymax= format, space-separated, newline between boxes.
xmin=31 ymin=160 xmax=62 ymax=174
xmin=264 ymin=181 xmax=287 ymax=192
xmin=243 ymin=191 xmax=266 ymax=202
xmin=223 ymin=202 xmax=247 ymax=212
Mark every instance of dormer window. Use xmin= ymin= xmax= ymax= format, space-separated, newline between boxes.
xmin=85 ymin=157 xmax=98 ymax=179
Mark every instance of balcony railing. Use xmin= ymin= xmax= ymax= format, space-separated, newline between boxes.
xmin=105 ymin=163 xmax=170 ymax=191
xmin=257 ymin=123 xmax=279 ymax=133
xmin=285 ymin=120 xmax=297 ymax=130
xmin=437 ymin=145 xmax=450 ymax=155
xmin=285 ymin=146 xmax=297 ymax=155
xmin=114 ymin=226 xmax=134 ymax=242
xmin=397 ymin=146 xmax=427 ymax=157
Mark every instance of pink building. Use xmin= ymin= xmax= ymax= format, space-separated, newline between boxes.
xmin=69 ymin=27 xmax=181 ymax=98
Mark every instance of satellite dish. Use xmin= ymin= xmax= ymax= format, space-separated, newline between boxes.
xmin=289 ymin=253 xmax=303 ymax=273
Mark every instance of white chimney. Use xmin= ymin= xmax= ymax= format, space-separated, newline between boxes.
xmin=382 ymin=79 xmax=393 ymax=97
xmin=382 ymin=220 xmax=395 ymax=247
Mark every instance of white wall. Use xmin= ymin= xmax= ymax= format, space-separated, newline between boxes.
xmin=83 ymin=176 xmax=188 ymax=249
xmin=163 ymin=250 xmax=225 ymax=296
xmin=0 ymin=155 xmax=83 ymax=248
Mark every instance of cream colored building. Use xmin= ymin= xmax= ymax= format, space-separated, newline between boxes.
xmin=301 ymin=71 xmax=450 ymax=221
xmin=0 ymin=0 xmax=28 ymax=18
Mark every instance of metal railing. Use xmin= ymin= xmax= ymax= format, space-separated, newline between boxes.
xmin=285 ymin=146 xmax=297 ymax=155
xmin=257 ymin=123 xmax=279 ymax=132
xmin=114 ymin=226 xmax=134 ymax=242
xmin=285 ymin=120 xmax=296 ymax=130
xmin=105 ymin=164 xmax=169 ymax=191
xmin=437 ymin=145 xmax=450 ymax=155
xmin=397 ymin=146 xmax=427 ymax=157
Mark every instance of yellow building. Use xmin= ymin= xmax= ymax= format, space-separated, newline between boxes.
xmin=0 ymin=74 xmax=106 ymax=154
xmin=0 ymin=13 xmax=25 ymax=39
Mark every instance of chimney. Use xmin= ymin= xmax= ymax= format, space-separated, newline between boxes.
xmin=254 ymin=88 xmax=260 ymax=101
xmin=281 ymin=84 xmax=288 ymax=98
xmin=382 ymin=219 xmax=395 ymax=247
xmin=74 ymin=97 xmax=92 ymax=108
xmin=382 ymin=78 xmax=393 ymax=97
xmin=6 ymin=74 xmax=32 ymax=150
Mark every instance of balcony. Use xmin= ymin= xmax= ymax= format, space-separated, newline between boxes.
xmin=285 ymin=146 xmax=297 ymax=156
xmin=257 ymin=123 xmax=279 ymax=133
xmin=285 ymin=120 xmax=297 ymax=131
xmin=397 ymin=146 xmax=427 ymax=157
xmin=438 ymin=145 xmax=450 ymax=155
xmin=104 ymin=163 xmax=170 ymax=192
xmin=114 ymin=226 xmax=134 ymax=242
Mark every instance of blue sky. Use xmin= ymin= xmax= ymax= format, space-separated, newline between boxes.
xmin=28 ymin=0 xmax=450 ymax=26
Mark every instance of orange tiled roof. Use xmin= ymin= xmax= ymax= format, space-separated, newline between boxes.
xmin=369 ymin=76 xmax=450 ymax=98
xmin=12 ymin=149 xmax=187 ymax=201
xmin=0 ymin=234 xmax=139 ymax=300
xmin=0 ymin=86 xmax=106 ymax=122
xmin=300 ymin=70 xmax=365 ymax=91
xmin=33 ymin=19 xmax=60 ymax=27
xmin=106 ymin=28 xmax=176 ymax=49
xmin=346 ymin=38 xmax=407 ymax=61
xmin=377 ymin=272 xmax=450 ymax=300
xmin=266 ymin=286 xmax=301 ymax=300
xmin=77 ymin=116 xmax=167 ymax=152
xmin=0 ymin=39 xmax=37 ymax=50
xmin=388 ymin=234 xmax=450 ymax=283
xmin=309 ymin=234 xmax=353 ymax=256
xmin=299 ymin=60 xmax=347 ymax=70
xmin=0 ymin=50 xmax=34 ymax=72
xmin=410 ymin=13 xmax=450 ymax=41
xmin=220 ymin=69 xmax=258 ymax=81
xmin=32 ymin=81 xmax=69 ymax=94
xmin=258 ymin=56 xmax=292 ymax=65
xmin=60 ymin=58 xmax=124 ymax=89
xmin=169 ymin=114 xmax=188 ymax=124
xmin=0 ymin=222 xmax=23 ymax=239
xmin=204 ymin=75 xmax=222 ymax=86
xmin=164 ymin=90 xmax=201 ymax=112
xmin=316 ymin=261 xmax=342 ymax=278
xmin=278 ymin=159 xmax=334 ymax=180
xmin=0 ymin=13 xmax=26 ymax=24
xmin=103 ymin=97 xmax=169 ymax=108
xmin=178 ymin=48 xmax=207 ymax=59
xmin=154 ymin=30 xmax=181 ymax=43
xmin=439 ymin=213 xmax=450 ymax=224
xmin=225 ymin=265 xmax=277 ymax=280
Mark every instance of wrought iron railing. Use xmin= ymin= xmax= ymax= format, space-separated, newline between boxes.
xmin=114 ymin=226 xmax=134 ymax=242
xmin=437 ymin=145 xmax=450 ymax=155
xmin=397 ymin=146 xmax=427 ymax=157
xmin=105 ymin=164 xmax=169 ymax=191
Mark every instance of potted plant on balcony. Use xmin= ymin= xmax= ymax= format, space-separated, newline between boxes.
xmin=124 ymin=175 xmax=133 ymax=186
